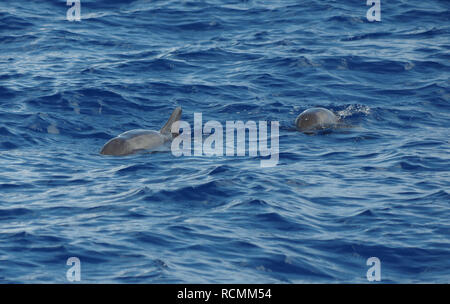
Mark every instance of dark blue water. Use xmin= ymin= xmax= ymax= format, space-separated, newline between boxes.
xmin=1 ymin=0 xmax=449 ymax=283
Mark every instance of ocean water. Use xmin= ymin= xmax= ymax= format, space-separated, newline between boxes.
xmin=0 ymin=0 xmax=449 ymax=283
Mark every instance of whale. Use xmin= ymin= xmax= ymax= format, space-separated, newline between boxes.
xmin=100 ymin=107 xmax=182 ymax=156
xmin=295 ymin=107 xmax=338 ymax=133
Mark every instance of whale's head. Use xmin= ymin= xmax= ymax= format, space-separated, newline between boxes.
xmin=295 ymin=108 xmax=338 ymax=132
xmin=100 ymin=137 xmax=131 ymax=156
xmin=296 ymin=111 xmax=321 ymax=131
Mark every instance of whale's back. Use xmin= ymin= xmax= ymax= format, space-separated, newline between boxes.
xmin=100 ymin=107 xmax=182 ymax=156
xmin=100 ymin=130 xmax=166 ymax=156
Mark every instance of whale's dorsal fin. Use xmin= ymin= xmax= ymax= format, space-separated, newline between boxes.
xmin=160 ymin=107 xmax=182 ymax=135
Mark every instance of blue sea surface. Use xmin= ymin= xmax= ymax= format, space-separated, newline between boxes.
xmin=0 ymin=0 xmax=449 ymax=283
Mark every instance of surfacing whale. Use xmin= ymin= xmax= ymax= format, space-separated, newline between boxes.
xmin=100 ymin=107 xmax=182 ymax=156
xmin=295 ymin=107 xmax=338 ymax=133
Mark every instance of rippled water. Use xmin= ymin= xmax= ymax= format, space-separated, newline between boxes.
xmin=0 ymin=0 xmax=449 ymax=283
